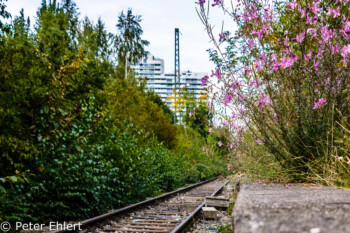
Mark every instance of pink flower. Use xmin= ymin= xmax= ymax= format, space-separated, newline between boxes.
xmin=316 ymin=49 xmax=324 ymax=59
xmin=311 ymin=1 xmax=320 ymax=14
xmin=249 ymin=78 xmax=261 ymax=88
xmin=198 ymin=0 xmax=205 ymax=5
xmin=202 ymin=147 xmax=206 ymax=151
xmin=256 ymin=93 xmax=271 ymax=110
xmin=218 ymin=141 xmax=223 ymax=147
xmin=201 ymin=75 xmax=209 ymax=86
xmin=224 ymin=94 xmax=232 ymax=106
xmin=231 ymin=80 xmax=242 ymax=91
xmin=189 ymin=112 xmax=193 ymax=117
xmin=256 ymin=60 xmax=263 ymax=72
xmin=306 ymin=16 xmax=312 ymax=24
xmin=250 ymin=10 xmax=258 ymax=19
xmin=313 ymin=59 xmax=319 ymax=71
xmin=327 ymin=6 xmax=341 ymax=18
xmin=307 ymin=28 xmax=317 ymax=37
xmin=262 ymin=24 xmax=269 ymax=34
xmin=305 ymin=49 xmax=313 ymax=60
xmin=209 ymin=128 xmax=213 ymax=133
xmin=343 ymin=22 xmax=350 ymax=33
xmin=286 ymin=0 xmax=297 ymax=9
xmin=341 ymin=44 xmax=350 ymax=58
xmin=237 ymin=93 xmax=245 ymax=103
xmin=279 ymin=56 xmax=294 ymax=69
xmin=293 ymin=54 xmax=299 ymax=62
xmin=260 ymin=53 xmax=266 ymax=60
xmin=326 ymin=7 xmax=333 ymax=16
xmin=264 ymin=12 xmax=270 ymax=20
xmin=239 ymin=108 xmax=246 ymax=115
xmin=231 ymin=112 xmax=235 ymax=118
xmin=212 ymin=0 xmax=220 ymax=7
xmin=248 ymin=39 xmax=255 ymax=49
xmin=264 ymin=4 xmax=270 ymax=12
xmin=211 ymin=68 xmax=223 ymax=79
xmin=320 ymin=26 xmax=334 ymax=42
xmin=295 ymin=33 xmax=305 ymax=43
xmin=313 ymin=98 xmax=327 ymax=109
xmin=331 ymin=44 xmax=339 ymax=55
xmin=243 ymin=10 xmax=250 ymax=22
xmin=271 ymin=53 xmax=278 ymax=62
xmin=227 ymin=164 xmax=231 ymax=170
xmin=273 ymin=63 xmax=279 ymax=70
xmin=334 ymin=7 xmax=341 ymax=17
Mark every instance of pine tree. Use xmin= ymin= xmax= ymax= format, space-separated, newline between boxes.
xmin=0 ymin=0 xmax=10 ymax=32
xmin=115 ymin=9 xmax=149 ymax=78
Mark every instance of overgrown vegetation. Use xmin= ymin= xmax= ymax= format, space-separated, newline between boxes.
xmin=0 ymin=0 xmax=226 ymax=223
xmin=197 ymin=0 xmax=350 ymax=186
xmin=216 ymin=224 xmax=232 ymax=233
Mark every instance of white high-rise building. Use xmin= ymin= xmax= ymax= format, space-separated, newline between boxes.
xmin=132 ymin=54 xmax=164 ymax=77
xmin=132 ymin=54 xmax=208 ymax=114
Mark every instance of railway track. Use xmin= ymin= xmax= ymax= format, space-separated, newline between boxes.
xmin=56 ymin=178 xmax=227 ymax=233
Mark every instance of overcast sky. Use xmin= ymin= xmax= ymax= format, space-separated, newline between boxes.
xmin=5 ymin=0 xmax=232 ymax=74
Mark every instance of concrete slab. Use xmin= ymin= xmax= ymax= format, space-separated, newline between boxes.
xmin=206 ymin=196 xmax=231 ymax=207
xmin=233 ymin=182 xmax=350 ymax=233
xmin=202 ymin=207 xmax=218 ymax=219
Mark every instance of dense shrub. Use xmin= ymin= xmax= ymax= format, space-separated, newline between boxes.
xmin=198 ymin=0 xmax=350 ymax=183
xmin=0 ymin=0 xmax=226 ymax=223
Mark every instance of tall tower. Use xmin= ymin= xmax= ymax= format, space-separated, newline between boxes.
xmin=174 ymin=28 xmax=180 ymax=122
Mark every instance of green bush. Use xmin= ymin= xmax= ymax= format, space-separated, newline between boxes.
xmin=0 ymin=0 xmax=226 ymax=224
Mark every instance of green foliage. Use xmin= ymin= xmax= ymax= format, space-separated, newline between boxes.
xmin=0 ymin=0 xmax=226 ymax=224
xmin=216 ymin=224 xmax=232 ymax=233
xmin=115 ymin=8 xmax=149 ymax=78
xmin=145 ymin=90 xmax=175 ymax=123
xmin=183 ymin=104 xmax=212 ymax=139
xmin=180 ymin=88 xmax=212 ymax=139
xmin=174 ymin=126 xmax=226 ymax=182
xmin=0 ymin=0 xmax=10 ymax=32
xmin=102 ymin=78 xmax=178 ymax=149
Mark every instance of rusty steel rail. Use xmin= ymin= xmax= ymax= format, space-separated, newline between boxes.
xmin=170 ymin=180 xmax=229 ymax=233
xmin=53 ymin=177 xmax=218 ymax=233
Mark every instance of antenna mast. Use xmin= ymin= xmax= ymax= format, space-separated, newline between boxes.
xmin=174 ymin=28 xmax=180 ymax=123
